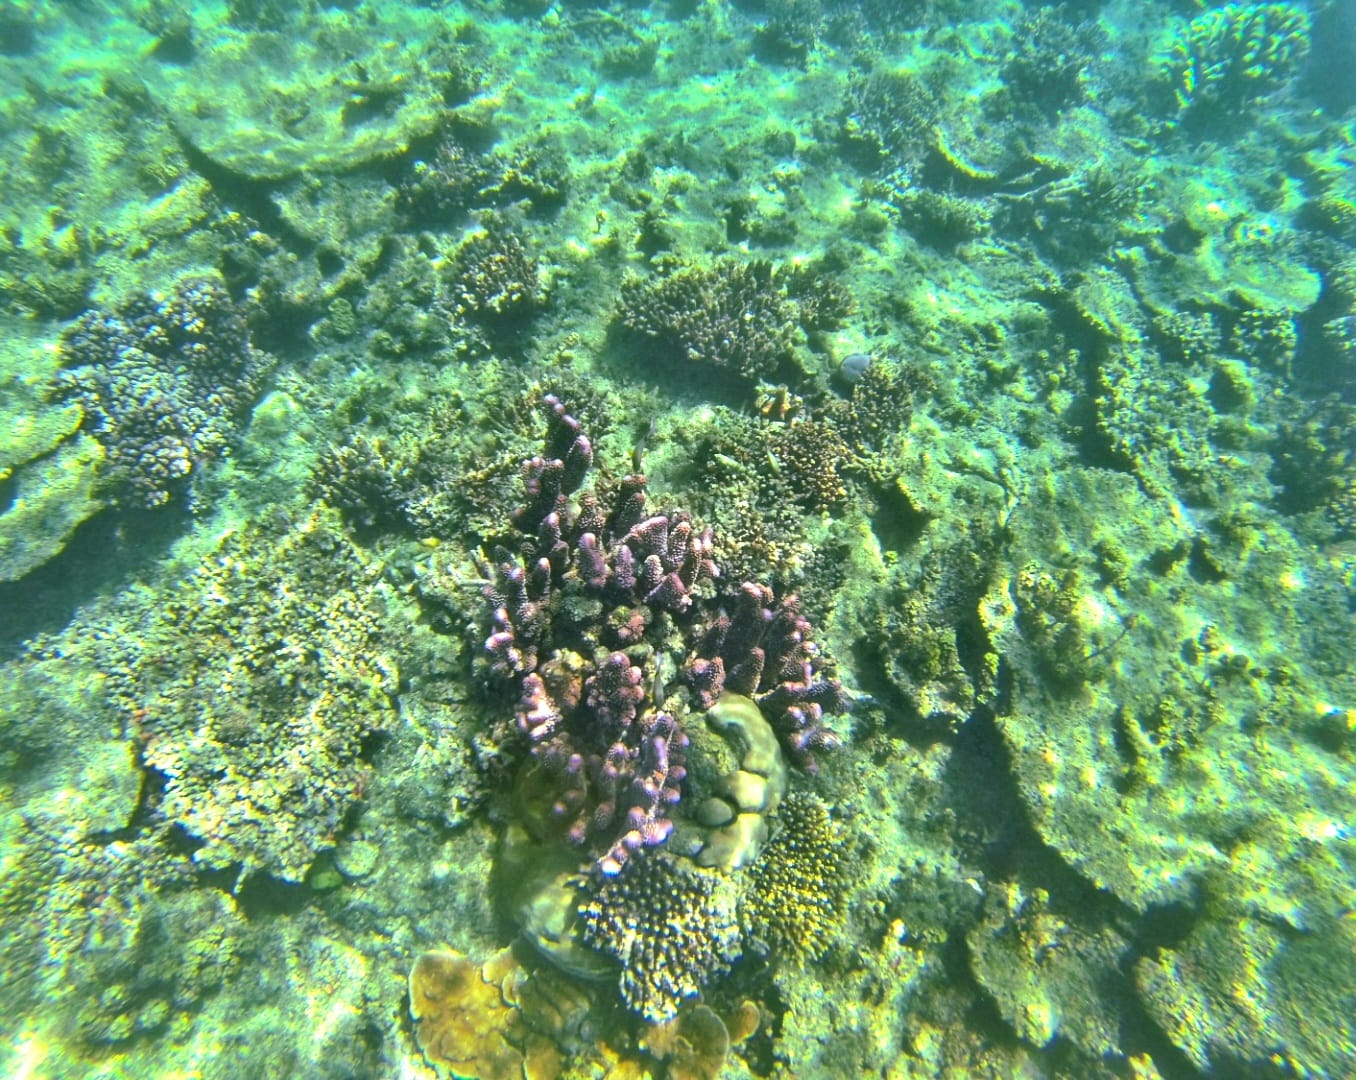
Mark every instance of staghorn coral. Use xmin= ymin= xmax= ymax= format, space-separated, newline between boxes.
xmin=98 ymin=507 xmax=397 ymax=882
xmin=53 ymin=274 xmax=274 ymax=508
xmin=743 ymin=791 xmax=848 ymax=962
xmin=482 ymin=395 xmax=714 ymax=873
xmin=578 ymin=853 xmax=741 ymax=1024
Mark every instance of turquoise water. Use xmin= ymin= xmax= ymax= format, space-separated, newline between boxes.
xmin=1 ymin=1 xmax=1353 ymax=1076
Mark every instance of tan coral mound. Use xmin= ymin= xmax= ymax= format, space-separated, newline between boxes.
xmin=409 ymin=947 xmax=571 ymax=1080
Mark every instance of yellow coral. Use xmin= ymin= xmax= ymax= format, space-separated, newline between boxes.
xmin=744 ymin=791 xmax=848 ymax=961
xmin=409 ymin=947 xmax=581 ymax=1080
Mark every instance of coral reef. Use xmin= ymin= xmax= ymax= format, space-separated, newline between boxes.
xmin=53 ymin=274 xmax=273 ymax=507
xmin=3 ymin=0 xmax=1353 ymax=1075
xmin=95 ymin=508 xmax=397 ymax=881
xmin=743 ymin=791 xmax=848 ymax=962
xmin=578 ymin=853 xmax=741 ymax=1024
xmin=1163 ymin=2 xmax=1311 ymax=119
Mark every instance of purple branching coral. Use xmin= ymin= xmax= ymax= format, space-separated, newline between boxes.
xmin=688 ymin=581 xmax=845 ymax=772
xmin=481 ymin=395 xmax=845 ymax=874
xmin=483 ymin=395 xmax=713 ymax=874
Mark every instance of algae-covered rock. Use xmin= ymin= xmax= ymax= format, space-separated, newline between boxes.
xmin=0 ymin=422 xmax=105 ymax=583
xmin=967 ymin=881 xmax=1124 ymax=1057
xmin=1136 ymin=913 xmax=1356 ymax=1076
xmin=0 ymin=328 xmax=106 ymax=582
xmin=1128 ymin=176 xmax=1321 ymax=315
xmin=144 ymin=15 xmax=470 ymax=181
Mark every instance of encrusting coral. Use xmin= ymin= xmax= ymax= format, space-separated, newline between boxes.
xmin=99 ymin=507 xmax=397 ymax=882
xmin=409 ymin=946 xmax=590 ymax=1080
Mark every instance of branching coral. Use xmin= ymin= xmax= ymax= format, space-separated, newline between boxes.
xmin=743 ymin=791 xmax=848 ymax=962
xmin=1164 ymin=2 xmax=1311 ymax=118
xmin=578 ymin=853 xmax=741 ymax=1023
xmin=482 ymin=396 xmax=846 ymax=872
xmin=688 ymin=582 xmax=844 ymax=772
xmin=615 ymin=259 xmax=800 ymax=385
xmin=53 ymin=274 xmax=274 ymax=507
xmin=838 ymin=68 xmax=939 ymax=177
xmin=445 ymin=225 xmax=543 ymax=335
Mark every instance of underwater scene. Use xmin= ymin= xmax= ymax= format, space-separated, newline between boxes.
xmin=1 ymin=0 xmax=1354 ymax=1077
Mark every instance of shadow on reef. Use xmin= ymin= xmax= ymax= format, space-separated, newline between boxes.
xmin=0 ymin=505 xmax=186 ymax=657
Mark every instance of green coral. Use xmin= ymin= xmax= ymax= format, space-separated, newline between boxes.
xmin=1164 ymin=3 xmax=1311 ymax=118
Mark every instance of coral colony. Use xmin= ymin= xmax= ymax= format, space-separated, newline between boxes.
xmin=482 ymin=395 xmax=843 ymax=875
